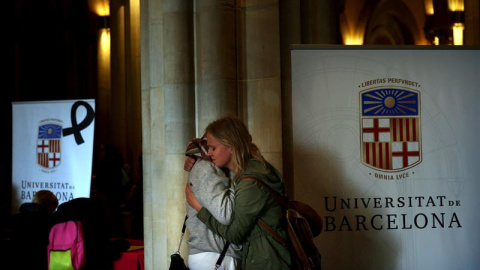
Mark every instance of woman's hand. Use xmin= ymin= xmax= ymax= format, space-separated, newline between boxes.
xmin=184 ymin=156 xmax=196 ymax=172
xmin=185 ymin=183 xmax=202 ymax=211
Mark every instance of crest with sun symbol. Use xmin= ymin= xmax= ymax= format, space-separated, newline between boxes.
xmin=37 ymin=123 xmax=62 ymax=169
xmin=360 ymin=87 xmax=422 ymax=172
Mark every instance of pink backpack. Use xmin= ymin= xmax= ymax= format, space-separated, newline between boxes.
xmin=47 ymin=220 xmax=86 ymax=270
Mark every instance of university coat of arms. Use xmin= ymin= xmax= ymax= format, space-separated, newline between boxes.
xmin=37 ymin=123 xmax=62 ymax=169
xmin=360 ymin=88 xmax=422 ymax=172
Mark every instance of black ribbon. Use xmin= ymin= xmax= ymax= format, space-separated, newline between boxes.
xmin=62 ymin=101 xmax=95 ymax=145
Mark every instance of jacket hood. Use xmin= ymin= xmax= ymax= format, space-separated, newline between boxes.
xmin=239 ymin=158 xmax=286 ymax=196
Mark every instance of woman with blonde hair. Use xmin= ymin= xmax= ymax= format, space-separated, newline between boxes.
xmin=185 ymin=116 xmax=291 ymax=270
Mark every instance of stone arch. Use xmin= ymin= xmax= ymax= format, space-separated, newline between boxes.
xmin=363 ymin=1 xmax=421 ymax=45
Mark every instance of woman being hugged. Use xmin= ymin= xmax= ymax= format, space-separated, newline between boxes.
xmin=185 ymin=116 xmax=291 ymax=270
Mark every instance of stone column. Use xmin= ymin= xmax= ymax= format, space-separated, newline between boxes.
xmin=111 ymin=0 xmax=127 ymax=159
xmin=109 ymin=0 xmax=142 ymax=237
xmin=465 ymin=0 xmax=480 ymax=45
xmin=278 ymin=0 xmax=341 ymax=196
xmin=236 ymin=1 xmax=283 ymax=173
xmin=124 ymin=0 xmax=142 ymax=184
xmin=301 ymin=0 xmax=341 ymax=44
xmin=195 ymin=0 xmax=238 ymax=133
xmin=279 ymin=0 xmax=302 ymax=197
xmin=141 ymin=1 xmax=195 ymax=269
xmin=95 ymin=21 xmax=112 ymax=159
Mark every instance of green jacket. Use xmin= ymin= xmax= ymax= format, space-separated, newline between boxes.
xmin=197 ymin=159 xmax=291 ymax=270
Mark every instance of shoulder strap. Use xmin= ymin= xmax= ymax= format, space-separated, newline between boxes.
xmin=257 ymin=218 xmax=287 ymax=246
xmin=243 ymin=177 xmax=289 ymax=246
xmin=180 ymin=215 xmax=231 ymax=269
xmin=175 ymin=215 xmax=188 ymax=254
xmin=214 ymin=241 xmax=230 ymax=270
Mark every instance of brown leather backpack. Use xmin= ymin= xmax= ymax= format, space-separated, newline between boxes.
xmin=248 ymin=178 xmax=323 ymax=270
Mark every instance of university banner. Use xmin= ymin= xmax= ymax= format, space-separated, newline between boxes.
xmin=291 ymin=47 xmax=479 ymax=270
xmin=12 ymin=100 xmax=95 ymax=213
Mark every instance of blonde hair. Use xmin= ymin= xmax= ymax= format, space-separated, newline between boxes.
xmin=205 ymin=116 xmax=265 ymax=175
xmin=33 ymin=190 xmax=59 ymax=213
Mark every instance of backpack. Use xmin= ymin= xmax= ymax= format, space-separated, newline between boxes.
xmin=47 ymin=219 xmax=86 ymax=270
xmin=248 ymin=178 xmax=323 ymax=270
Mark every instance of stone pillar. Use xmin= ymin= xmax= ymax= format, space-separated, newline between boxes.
xmin=301 ymin=0 xmax=340 ymax=44
xmin=195 ymin=0 xmax=238 ymax=133
xmin=111 ymin=0 xmax=127 ymax=159
xmin=278 ymin=0 xmax=341 ymax=196
xmin=109 ymin=0 xmax=142 ymax=237
xmin=95 ymin=23 xmax=111 ymax=160
xmin=124 ymin=0 xmax=142 ymax=185
xmin=279 ymin=0 xmax=302 ymax=197
xmin=141 ymin=1 xmax=195 ymax=269
xmin=236 ymin=1 xmax=283 ymax=173
xmin=465 ymin=0 xmax=480 ymax=45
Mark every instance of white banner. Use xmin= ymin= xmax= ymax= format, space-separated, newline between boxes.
xmin=291 ymin=47 xmax=480 ymax=270
xmin=12 ymin=100 xmax=95 ymax=213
